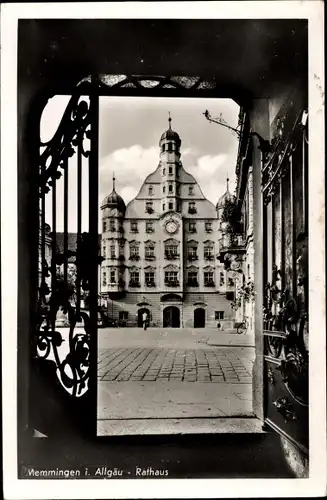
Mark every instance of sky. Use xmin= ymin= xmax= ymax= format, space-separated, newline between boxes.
xmin=42 ymin=96 xmax=240 ymax=232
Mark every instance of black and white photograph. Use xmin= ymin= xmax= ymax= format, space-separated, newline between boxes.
xmin=1 ymin=2 xmax=326 ymax=499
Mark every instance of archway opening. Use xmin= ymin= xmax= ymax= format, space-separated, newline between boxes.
xmin=194 ymin=307 xmax=206 ymax=328
xmin=138 ymin=308 xmax=150 ymax=328
xmin=163 ymin=306 xmax=180 ymax=328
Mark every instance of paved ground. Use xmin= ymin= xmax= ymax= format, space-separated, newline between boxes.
xmin=95 ymin=328 xmax=256 ymax=434
xmin=98 ymin=346 xmax=253 ymax=383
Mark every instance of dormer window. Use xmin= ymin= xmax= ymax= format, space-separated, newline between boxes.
xmin=168 ymin=183 xmax=173 ymax=193
xmin=146 ymin=222 xmax=154 ymax=233
xmin=205 ymin=221 xmax=212 ymax=233
xmin=188 ymin=202 xmax=197 ymax=214
xmin=167 ymin=142 xmax=173 ymax=152
xmin=163 ymin=186 xmax=166 ymax=193
xmin=145 ymin=201 xmax=154 ymax=214
xmin=189 ymin=222 xmax=196 ymax=233
xmin=169 ymin=166 xmax=173 ymax=175
xmin=163 ymin=167 xmax=166 ymax=175
xmin=130 ymin=221 xmax=138 ymax=233
xmin=189 ymin=186 xmax=194 ymax=195
xmin=148 ymin=185 xmax=153 ymax=195
xmin=168 ymin=202 xmax=173 ymax=210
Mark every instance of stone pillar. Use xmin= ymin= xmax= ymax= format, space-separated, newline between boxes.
xmin=248 ymin=99 xmax=270 ymax=421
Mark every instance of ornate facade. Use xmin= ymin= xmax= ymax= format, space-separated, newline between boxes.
xmin=100 ymin=118 xmax=237 ymax=327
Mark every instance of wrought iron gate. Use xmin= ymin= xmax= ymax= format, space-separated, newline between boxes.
xmin=36 ymin=88 xmax=99 ymax=400
xmin=262 ymin=95 xmax=309 ymax=455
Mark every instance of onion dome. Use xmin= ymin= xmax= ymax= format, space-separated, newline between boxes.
xmin=159 ymin=113 xmax=181 ymax=148
xmin=101 ymin=174 xmax=125 ymax=211
xmin=216 ymin=177 xmax=235 ymax=209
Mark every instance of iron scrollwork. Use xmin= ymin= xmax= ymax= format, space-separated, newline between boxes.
xmin=273 ymin=397 xmax=297 ymax=423
xmin=37 ymin=90 xmax=98 ymax=398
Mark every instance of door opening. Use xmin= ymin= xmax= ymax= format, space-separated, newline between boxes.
xmin=163 ymin=306 xmax=180 ymax=328
xmin=194 ymin=308 xmax=206 ymax=328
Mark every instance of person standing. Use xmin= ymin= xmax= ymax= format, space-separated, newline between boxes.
xmin=142 ymin=311 xmax=148 ymax=331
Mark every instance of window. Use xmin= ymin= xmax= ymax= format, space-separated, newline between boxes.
xmin=165 ymin=244 xmax=179 ymax=259
xmin=130 ymin=245 xmax=139 ymax=260
xmin=187 ymin=271 xmax=198 ymax=286
xmin=188 ymin=245 xmax=198 ymax=260
xmin=145 ymin=244 xmax=155 ymax=259
xmin=215 ymin=311 xmax=224 ymax=320
xmin=167 ymin=142 xmax=173 ymax=152
xmin=145 ymin=201 xmax=154 ymax=213
xmin=204 ymin=271 xmax=214 ymax=286
xmin=146 ymin=222 xmax=154 ymax=233
xmin=205 ymin=221 xmax=212 ymax=232
xmin=102 ymin=220 xmax=107 ymax=232
xmin=145 ymin=271 xmax=155 ymax=286
xmin=102 ymin=244 xmax=106 ymax=257
xmin=109 ymin=220 xmax=115 ymax=232
xmin=220 ymin=272 xmax=225 ymax=286
xmin=189 ymin=222 xmax=196 ymax=233
xmin=110 ymin=244 xmax=116 ymax=259
xmin=110 ymin=270 xmax=116 ymax=283
xmin=169 ymin=166 xmax=173 ymax=174
xmin=204 ymin=245 xmax=214 ymax=260
xmin=226 ymin=291 xmax=235 ymax=301
xmin=168 ymin=183 xmax=173 ymax=193
xmin=148 ymin=185 xmax=153 ymax=195
xmin=228 ymin=277 xmax=235 ymax=286
xmin=189 ymin=186 xmax=194 ymax=195
xmin=102 ymin=271 xmax=107 ymax=286
xmin=163 ymin=203 xmax=165 ymax=211
xmin=130 ymin=271 xmax=140 ymax=286
xmin=165 ymin=271 xmax=178 ymax=285
xmin=130 ymin=221 xmax=138 ymax=233
xmin=168 ymin=202 xmax=173 ymax=210
xmin=119 ymin=311 xmax=128 ymax=320
xmin=188 ymin=201 xmax=197 ymax=214
xmin=163 ymin=167 xmax=166 ymax=175
xmin=163 ymin=186 xmax=166 ymax=193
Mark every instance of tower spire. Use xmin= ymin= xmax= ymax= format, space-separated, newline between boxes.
xmin=226 ymin=175 xmax=230 ymax=192
xmin=113 ymin=171 xmax=116 ymax=191
xmin=168 ymin=111 xmax=172 ymax=129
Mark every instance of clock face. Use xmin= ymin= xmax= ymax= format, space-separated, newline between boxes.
xmin=165 ymin=220 xmax=178 ymax=234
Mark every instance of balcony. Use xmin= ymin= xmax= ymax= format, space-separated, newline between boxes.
xmin=129 ymin=280 xmax=140 ymax=288
xmin=129 ymin=255 xmax=140 ymax=261
xmin=218 ymin=234 xmax=246 ymax=261
xmin=165 ymin=252 xmax=179 ymax=260
xmin=164 ymin=280 xmax=180 ymax=287
xmin=204 ymin=281 xmax=215 ymax=287
xmin=187 ymin=254 xmax=198 ymax=262
xmin=187 ymin=280 xmax=199 ymax=287
xmin=145 ymin=255 xmax=156 ymax=261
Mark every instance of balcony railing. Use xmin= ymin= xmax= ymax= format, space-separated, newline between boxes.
xmin=165 ymin=252 xmax=179 ymax=260
xmin=187 ymin=254 xmax=198 ymax=261
xmin=129 ymin=280 xmax=140 ymax=288
xmin=145 ymin=254 xmax=156 ymax=261
xmin=164 ymin=280 xmax=180 ymax=287
xmin=187 ymin=280 xmax=199 ymax=287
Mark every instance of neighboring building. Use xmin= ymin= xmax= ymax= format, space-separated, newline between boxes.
xmin=100 ymin=117 xmax=237 ymax=328
xmin=217 ymin=110 xmax=255 ymax=335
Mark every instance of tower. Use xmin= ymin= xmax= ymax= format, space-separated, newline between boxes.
xmin=159 ymin=113 xmax=182 ymax=213
xmin=100 ymin=174 xmax=126 ymax=294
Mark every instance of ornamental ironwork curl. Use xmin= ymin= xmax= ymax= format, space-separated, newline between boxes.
xmin=39 ymin=94 xmax=92 ymax=196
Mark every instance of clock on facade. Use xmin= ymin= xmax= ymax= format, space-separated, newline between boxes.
xmin=165 ymin=220 xmax=178 ymax=234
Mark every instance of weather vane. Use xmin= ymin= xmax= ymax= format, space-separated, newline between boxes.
xmin=203 ymin=109 xmax=241 ymax=138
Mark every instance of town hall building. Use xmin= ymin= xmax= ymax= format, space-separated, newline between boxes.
xmin=100 ymin=117 xmax=237 ymax=328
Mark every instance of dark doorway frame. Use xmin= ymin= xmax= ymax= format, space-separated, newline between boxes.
xmin=138 ymin=307 xmax=150 ymax=328
xmin=163 ymin=306 xmax=180 ymax=328
xmin=194 ymin=307 xmax=206 ymax=328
